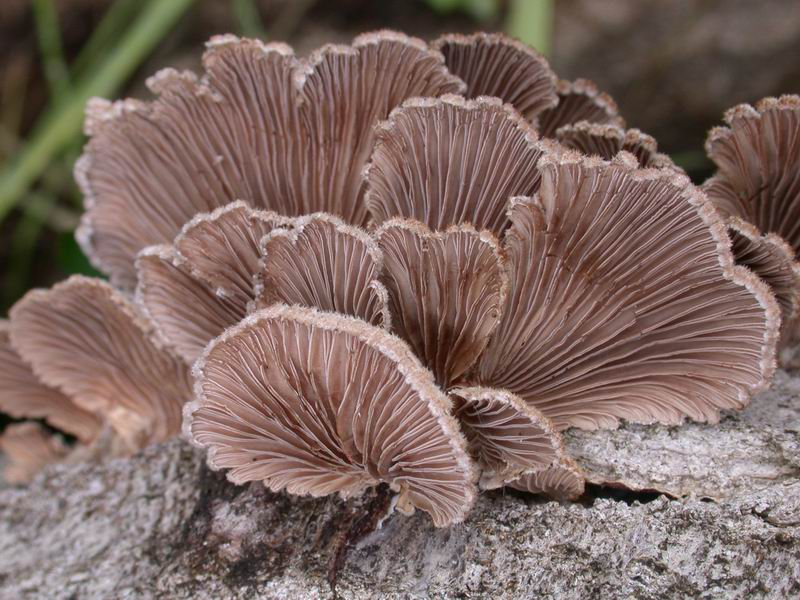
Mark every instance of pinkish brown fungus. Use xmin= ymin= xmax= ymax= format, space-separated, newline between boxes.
xmin=537 ymin=78 xmax=625 ymax=138
xmin=0 ymin=423 xmax=69 ymax=484
xmin=9 ymin=276 xmax=192 ymax=450
xmin=506 ymin=456 xmax=586 ymax=501
xmin=185 ymin=304 xmax=476 ymax=527
xmin=432 ymin=32 xmax=557 ymax=123
xmin=77 ymin=31 xmax=464 ymax=289
xmin=475 ymin=148 xmax=778 ymax=430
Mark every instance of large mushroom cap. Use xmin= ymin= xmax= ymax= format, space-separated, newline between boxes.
xmin=9 ymin=276 xmax=192 ymax=450
xmin=77 ymin=31 xmax=464 ymax=289
xmin=476 ymin=149 xmax=779 ymax=430
xmin=365 ymin=94 xmax=542 ymax=235
xmin=536 ymin=78 xmax=625 ymax=138
xmin=432 ymin=32 xmax=557 ymax=123
xmin=0 ymin=321 xmax=101 ymax=443
xmin=186 ymin=304 xmax=476 ymax=527
xmin=375 ymin=218 xmax=506 ymax=387
xmin=254 ymin=213 xmax=390 ymax=327
xmin=0 ymin=422 xmax=69 ymax=484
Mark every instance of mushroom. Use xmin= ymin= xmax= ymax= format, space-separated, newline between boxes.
xmin=704 ymin=95 xmax=800 ymax=348
xmin=0 ymin=321 xmax=101 ymax=443
xmin=431 ymin=32 xmax=557 ymax=123
xmin=136 ymin=201 xmax=289 ymax=364
xmin=254 ymin=213 xmax=391 ymax=327
xmin=365 ymin=94 xmax=542 ymax=235
xmin=0 ymin=422 xmax=69 ymax=484
xmin=506 ymin=456 xmax=585 ymax=501
xmin=185 ymin=303 xmax=476 ymax=527
xmin=76 ymin=31 xmax=464 ymax=289
xmin=475 ymin=148 xmax=778 ymax=430
xmin=555 ymin=120 xmax=679 ymax=170
xmin=536 ymin=78 xmax=625 ymax=138
xmin=9 ymin=276 xmax=192 ymax=451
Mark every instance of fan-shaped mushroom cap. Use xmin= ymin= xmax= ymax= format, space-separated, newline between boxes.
xmin=77 ymin=31 xmax=464 ymax=289
xmin=0 ymin=322 xmax=101 ymax=442
xmin=476 ymin=149 xmax=779 ymax=430
xmin=9 ymin=276 xmax=192 ymax=450
xmin=254 ymin=213 xmax=391 ymax=327
xmin=449 ymin=386 xmax=562 ymax=489
xmin=136 ymin=202 xmax=289 ymax=364
xmin=704 ymin=96 xmax=800 ymax=248
xmin=506 ymin=456 xmax=585 ymax=501
xmin=185 ymin=304 xmax=476 ymax=527
xmin=375 ymin=218 xmax=506 ymax=387
xmin=536 ymin=78 xmax=625 ymax=138
xmin=431 ymin=32 xmax=557 ymax=123
xmin=727 ymin=217 xmax=800 ymax=346
xmin=365 ymin=95 xmax=542 ymax=235
xmin=0 ymin=422 xmax=69 ymax=484
xmin=556 ymin=121 xmax=678 ymax=170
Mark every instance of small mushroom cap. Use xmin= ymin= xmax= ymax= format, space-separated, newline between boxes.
xmin=476 ymin=148 xmax=779 ymax=430
xmin=449 ymin=386 xmax=562 ymax=489
xmin=365 ymin=94 xmax=542 ymax=235
xmin=0 ymin=322 xmax=101 ymax=443
xmin=506 ymin=455 xmax=585 ymax=501
xmin=375 ymin=218 xmax=507 ymax=387
xmin=0 ymin=422 xmax=70 ymax=484
xmin=77 ymin=32 xmax=462 ymax=289
xmin=432 ymin=32 xmax=557 ymax=123
xmin=185 ymin=304 xmax=477 ymax=527
xmin=254 ymin=213 xmax=390 ymax=327
xmin=536 ymin=78 xmax=625 ymax=138
xmin=704 ymin=95 xmax=800 ymax=249
xmin=9 ymin=276 xmax=192 ymax=451
xmin=727 ymin=217 xmax=800 ymax=347
xmin=136 ymin=202 xmax=288 ymax=364
xmin=555 ymin=120 xmax=679 ymax=171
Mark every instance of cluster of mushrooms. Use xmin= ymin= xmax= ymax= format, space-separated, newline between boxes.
xmin=1 ymin=31 xmax=799 ymax=527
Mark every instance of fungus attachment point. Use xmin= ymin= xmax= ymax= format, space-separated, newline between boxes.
xmin=376 ymin=219 xmax=506 ymax=387
xmin=476 ymin=150 xmax=778 ymax=430
xmin=536 ymin=79 xmax=624 ymax=138
xmin=186 ymin=304 xmax=476 ymax=527
xmin=254 ymin=214 xmax=391 ymax=327
xmin=9 ymin=276 xmax=191 ymax=450
xmin=0 ymin=423 xmax=69 ymax=484
xmin=432 ymin=32 xmax=557 ymax=123
xmin=366 ymin=95 xmax=542 ymax=235
xmin=506 ymin=456 xmax=585 ymax=501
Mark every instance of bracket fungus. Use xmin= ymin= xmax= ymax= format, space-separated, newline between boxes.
xmin=0 ymin=423 xmax=70 ymax=484
xmin=185 ymin=304 xmax=476 ymax=527
xmin=536 ymin=78 xmax=625 ymax=138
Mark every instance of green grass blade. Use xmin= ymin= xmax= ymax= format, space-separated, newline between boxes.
xmin=505 ymin=0 xmax=554 ymax=56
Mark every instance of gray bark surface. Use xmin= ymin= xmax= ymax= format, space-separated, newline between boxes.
xmin=1 ymin=371 xmax=799 ymax=599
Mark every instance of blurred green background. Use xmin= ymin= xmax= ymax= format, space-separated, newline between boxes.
xmin=1 ymin=0 xmax=799 ymax=315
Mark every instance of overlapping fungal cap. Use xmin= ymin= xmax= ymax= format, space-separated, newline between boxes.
xmin=0 ymin=321 xmax=101 ymax=442
xmin=476 ymin=148 xmax=779 ymax=430
xmin=506 ymin=456 xmax=585 ymax=501
xmin=704 ymin=96 xmax=800 ymax=343
xmin=0 ymin=423 xmax=69 ymax=484
xmin=432 ymin=32 xmax=557 ymax=123
xmin=449 ymin=386 xmax=562 ymax=489
xmin=254 ymin=213 xmax=391 ymax=327
xmin=556 ymin=121 xmax=678 ymax=170
xmin=375 ymin=218 xmax=506 ymax=387
xmin=9 ymin=276 xmax=192 ymax=450
xmin=136 ymin=201 xmax=288 ymax=364
xmin=536 ymin=79 xmax=625 ymax=138
xmin=77 ymin=31 xmax=464 ymax=289
xmin=365 ymin=94 xmax=542 ymax=235
xmin=185 ymin=304 xmax=476 ymax=527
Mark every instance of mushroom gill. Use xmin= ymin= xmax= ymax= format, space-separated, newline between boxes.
xmin=536 ymin=78 xmax=625 ymax=138
xmin=0 ymin=423 xmax=69 ymax=484
xmin=365 ymin=94 xmax=542 ymax=235
xmin=185 ymin=304 xmax=476 ymax=527
xmin=475 ymin=149 xmax=779 ymax=430
xmin=254 ymin=213 xmax=391 ymax=327
xmin=9 ymin=276 xmax=192 ymax=450
xmin=76 ymin=31 xmax=464 ymax=289
xmin=432 ymin=32 xmax=557 ymax=123
xmin=0 ymin=321 xmax=101 ymax=443
xmin=506 ymin=456 xmax=586 ymax=501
